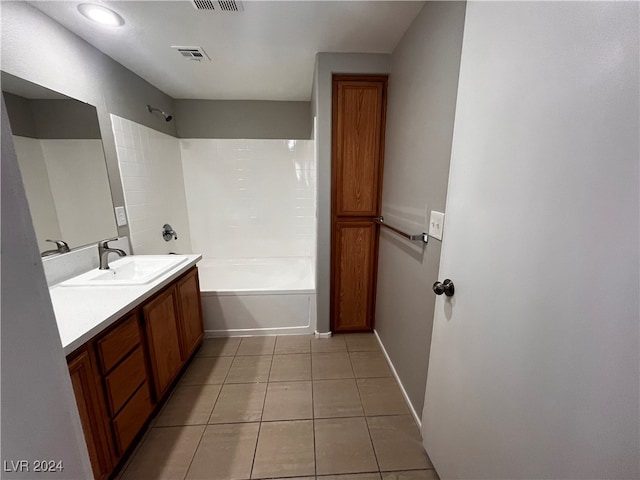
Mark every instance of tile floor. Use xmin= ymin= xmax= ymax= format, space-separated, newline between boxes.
xmin=119 ymin=333 xmax=438 ymax=480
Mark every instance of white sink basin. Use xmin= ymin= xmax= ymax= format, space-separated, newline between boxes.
xmin=60 ymin=255 xmax=188 ymax=287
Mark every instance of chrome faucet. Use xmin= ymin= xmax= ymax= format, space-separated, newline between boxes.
xmin=40 ymin=239 xmax=70 ymax=257
xmin=98 ymin=238 xmax=127 ymax=270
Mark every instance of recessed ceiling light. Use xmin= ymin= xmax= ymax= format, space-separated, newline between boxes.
xmin=77 ymin=4 xmax=125 ymax=27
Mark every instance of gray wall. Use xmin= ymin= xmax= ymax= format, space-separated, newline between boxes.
xmin=4 ymin=92 xmax=101 ymax=139
xmin=312 ymin=53 xmax=391 ymax=333
xmin=175 ymin=100 xmax=312 ymax=139
xmin=1 ymin=1 xmax=177 ymax=240
xmin=0 ymin=3 xmax=178 ymax=472
xmin=375 ymin=2 xmax=466 ymax=416
xmin=2 ymin=92 xmax=36 ymax=137
xmin=1 ymin=98 xmax=93 ymax=479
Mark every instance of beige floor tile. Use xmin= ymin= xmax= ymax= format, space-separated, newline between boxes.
xmin=312 ymin=352 xmax=354 ymax=380
xmin=208 ymin=383 xmax=267 ymax=423
xmin=315 ymin=417 xmax=378 ymax=475
xmin=120 ymin=425 xmax=204 ymax=480
xmin=186 ymin=423 xmax=259 ymax=480
xmin=367 ymin=415 xmax=432 ymax=472
xmin=269 ymin=478 xmax=315 ymax=480
xmin=155 ymin=384 xmax=221 ymax=427
xmin=270 ymin=354 xmax=312 ymax=381
xmin=321 ymin=474 xmax=382 ymax=480
xmin=350 ymin=351 xmax=392 ymax=378
xmin=357 ymin=378 xmax=409 ymax=416
xmin=382 ymin=470 xmax=439 ymax=480
xmin=262 ymin=381 xmax=313 ymax=421
xmin=181 ymin=356 xmax=233 ymax=385
xmin=197 ymin=337 xmax=241 ymax=357
xmin=252 ymin=420 xmax=315 ymax=478
xmin=236 ymin=336 xmax=276 ymax=356
xmin=313 ymin=379 xmax=364 ymax=418
xmin=344 ymin=333 xmax=381 ymax=352
xmin=275 ymin=335 xmax=312 ymax=354
xmin=311 ymin=335 xmax=347 ymax=353
xmin=225 ymin=355 xmax=272 ymax=383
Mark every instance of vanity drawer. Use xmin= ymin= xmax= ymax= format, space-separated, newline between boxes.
xmin=112 ymin=382 xmax=152 ymax=455
xmin=104 ymin=346 xmax=146 ymax=416
xmin=97 ymin=314 xmax=140 ymax=373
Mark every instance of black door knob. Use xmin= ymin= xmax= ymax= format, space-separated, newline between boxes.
xmin=433 ymin=279 xmax=454 ymax=297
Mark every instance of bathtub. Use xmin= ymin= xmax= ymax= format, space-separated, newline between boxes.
xmin=198 ymin=257 xmax=316 ymax=336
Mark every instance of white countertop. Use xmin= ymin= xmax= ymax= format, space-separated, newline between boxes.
xmin=50 ymin=254 xmax=202 ymax=355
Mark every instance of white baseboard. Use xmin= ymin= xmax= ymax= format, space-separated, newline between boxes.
xmin=314 ymin=330 xmax=332 ymax=339
xmin=205 ymin=328 xmax=313 ymax=338
xmin=374 ymin=329 xmax=422 ymax=428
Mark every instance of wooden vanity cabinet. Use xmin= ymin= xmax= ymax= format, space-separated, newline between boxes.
xmin=66 ymin=266 xmax=204 ymax=479
xmin=176 ymin=267 xmax=205 ymax=360
xmin=143 ymin=267 xmax=205 ymax=399
xmin=96 ymin=313 xmax=153 ymax=456
xmin=142 ymin=287 xmax=183 ymax=399
xmin=67 ymin=348 xmax=114 ymax=480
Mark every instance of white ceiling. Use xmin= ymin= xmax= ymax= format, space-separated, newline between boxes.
xmin=31 ymin=1 xmax=425 ymax=101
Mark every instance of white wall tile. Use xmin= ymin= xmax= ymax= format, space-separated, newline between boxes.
xmin=111 ymin=115 xmax=193 ymax=255
xmin=180 ymin=139 xmax=316 ymax=259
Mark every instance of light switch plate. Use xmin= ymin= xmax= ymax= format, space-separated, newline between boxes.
xmin=115 ymin=206 xmax=128 ymax=227
xmin=429 ymin=211 xmax=445 ymax=241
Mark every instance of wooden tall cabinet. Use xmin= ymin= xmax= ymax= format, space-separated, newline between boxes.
xmin=331 ymin=75 xmax=387 ymax=332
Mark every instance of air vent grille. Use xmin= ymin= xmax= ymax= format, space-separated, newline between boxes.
xmin=193 ymin=0 xmax=215 ymax=10
xmin=218 ymin=0 xmax=242 ymax=11
xmin=191 ymin=0 xmax=243 ymax=11
xmin=171 ymin=46 xmax=211 ymax=62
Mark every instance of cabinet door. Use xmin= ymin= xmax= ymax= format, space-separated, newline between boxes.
xmin=333 ymin=77 xmax=386 ymax=217
xmin=142 ymin=287 xmax=182 ymax=399
xmin=332 ymin=221 xmax=378 ymax=332
xmin=68 ymin=349 xmax=113 ymax=480
xmin=331 ymin=75 xmax=387 ymax=332
xmin=176 ymin=268 xmax=204 ymax=360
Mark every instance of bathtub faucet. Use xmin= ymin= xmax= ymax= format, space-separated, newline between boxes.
xmin=162 ymin=224 xmax=178 ymax=241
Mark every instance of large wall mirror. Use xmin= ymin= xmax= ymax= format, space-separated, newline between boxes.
xmin=2 ymin=71 xmax=118 ymax=255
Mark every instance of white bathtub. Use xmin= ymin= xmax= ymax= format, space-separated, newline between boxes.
xmin=198 ymin=257 xmax=316 ymax=336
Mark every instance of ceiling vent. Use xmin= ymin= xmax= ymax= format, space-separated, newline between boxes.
xmin=191 ymin=0 xmax=243 ymax=11
xmin=171 ymin=46 xmax=211 ymax=62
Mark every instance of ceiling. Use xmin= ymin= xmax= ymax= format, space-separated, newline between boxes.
xmin=31 ymin=1 xmax=425 ymax=101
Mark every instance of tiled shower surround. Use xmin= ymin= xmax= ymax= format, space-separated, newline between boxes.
xmin=111 ymin=115 xmax=193 ymax=255
xmin=112 ymin=117 xmax=316 ymax=261
xmin=180 ymin=139 xmax=316 ymax=259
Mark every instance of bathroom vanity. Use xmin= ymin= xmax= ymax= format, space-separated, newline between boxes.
xmin=51 ymin=255 xmax=203 ymax=480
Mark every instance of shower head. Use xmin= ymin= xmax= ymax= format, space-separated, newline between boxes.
xmin=147 ymin=105 xmax=173 ymax=122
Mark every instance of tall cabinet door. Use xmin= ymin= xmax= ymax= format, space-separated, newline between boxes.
xmin=331 ymin=75 xmax=387 ymax=332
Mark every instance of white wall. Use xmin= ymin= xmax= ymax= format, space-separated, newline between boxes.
xmin=41 ymin=139 xmax=116 ymax=248
xmin=13 ymin=136 xmax=117 ymax=252
xmin=375 ymin=1 xmax=466 ymax=419
xmin=112 ymin=115 xmax=192 ymax=255
xmin=180 ymin=139 xmax=316 ymax=259
xmin=12 ymin=135 xmax=62 ymax=251
xmin=423 ymin=2 xmax=639 ymax=478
